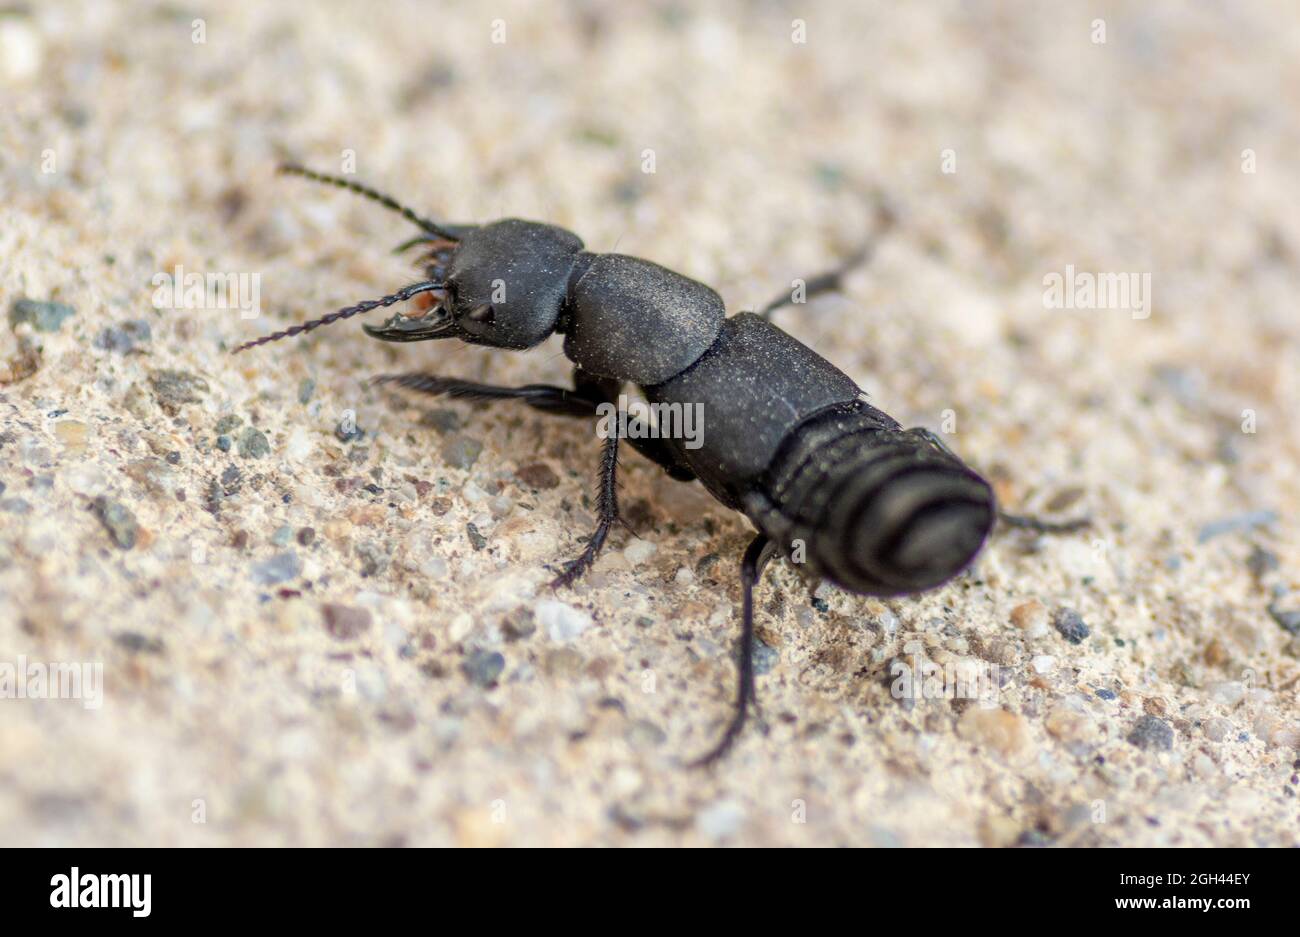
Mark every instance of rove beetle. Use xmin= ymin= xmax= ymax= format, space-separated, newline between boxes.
xmin=235 ymin=165 xmax=1086 ymax=764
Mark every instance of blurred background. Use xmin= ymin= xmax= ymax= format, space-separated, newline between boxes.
xmin=1 ymin=1 xmax=1297 ymax=846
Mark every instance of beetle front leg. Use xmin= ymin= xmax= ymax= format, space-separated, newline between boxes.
xmin=551 ymin=430 xmax=620 ymax=589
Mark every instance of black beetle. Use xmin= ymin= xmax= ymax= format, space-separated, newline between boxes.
xmin=235 ymin=165 xmax=1085 ymax=764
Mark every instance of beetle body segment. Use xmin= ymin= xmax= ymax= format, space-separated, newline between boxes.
xmin=643 ymin=312 xmax=859 ymax=507
xmin=564 ymin=253 xmax=725 ymax=384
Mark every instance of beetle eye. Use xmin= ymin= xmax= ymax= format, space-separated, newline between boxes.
xmin=466 ymin=304 xmax=495 ymax=324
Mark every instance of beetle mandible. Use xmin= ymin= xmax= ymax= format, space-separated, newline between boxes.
xmin=234 ymin=165 xmax=1086 ymax=764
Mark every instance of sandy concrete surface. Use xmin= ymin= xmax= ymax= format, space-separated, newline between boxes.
xmin=2 ymin=1 xmax=1298 ymax=847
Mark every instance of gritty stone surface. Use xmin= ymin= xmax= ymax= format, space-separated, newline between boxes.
xmin=1 ymin=1 xmax=1299 ymax=847
xmin=11 ymin=298 xmax=75 ymax=333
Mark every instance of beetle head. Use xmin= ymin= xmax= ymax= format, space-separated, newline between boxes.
xmin=365 ymin=220 xmax=584 ymax=349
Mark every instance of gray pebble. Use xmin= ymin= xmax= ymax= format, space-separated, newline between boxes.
xmin=215 ymin=435 xmax=232 ymax=452
xmin=1127 ymin=714 xmax=1174 ymax=751
xmin=92 ymin=497 xmax=138 ymax=549
xmin=1197 ymin=510 xmax=1277 ymax=544
xmin=149 ymin=369 xmax=209 ymax=409
xmin=461 ymin=649 xmax=506 ymax=687
xmin=115 ymin=632 xmax=164 ymax=654
xmin=1247 ymin=545 xmax=1278 ymax=577
xmin=237 ymin=426 xmax=271 ymax=459
xmin=466 ymin=522 xmax=488 ymax=551
xmin=356 ymin=540 xmax=390 ymax=577
xmin=271 ymin=525 xmax=293 ymax=546
xmin=297 ymin=378 xmax=315 ymax=404
xmin=214 ymin=415 xmax=243 ymax=435
xmin=440 ymin=434 xmax=483 ymax=470
xmin=502 ymin=607 xmax=536 ymax=640
xmin=251 ymin=550 xmax=301 ymax=585
xmin=11 ymin=298 xmax=76 ymax=333
xmin=420 ymin=408 xmax=460 ymax=434
xmin=751 ymin=638 xmax=778 ymax=675
xmin=1268 ymin=604 xmax=1300 ymax=636
xmin=93 ymin=319 xmax=151 ymax=352
xmin=1052 ymin=607 xmax=1090 ymax=644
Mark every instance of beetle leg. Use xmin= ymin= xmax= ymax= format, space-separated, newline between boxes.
xmin=551 ymin=431 xmax=620 ymax=588
xmin=690 ymin=532 xmax=775 ymax=767
xmin=372 ymin=374 xmax=603 ymax=417
xmin=374 ymin=371 xmax=696 ymax=480
xmin=757 ymin=198 xmax=896 ymax=320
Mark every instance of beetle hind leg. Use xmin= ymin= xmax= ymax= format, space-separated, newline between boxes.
xmin=689 ymin=533 xmax=775 ymax=767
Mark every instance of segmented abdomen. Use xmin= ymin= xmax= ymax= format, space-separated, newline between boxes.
xmin=744 ymin=401 xmax=996 ymax=596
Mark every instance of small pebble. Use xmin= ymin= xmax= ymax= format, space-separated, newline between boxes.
xmin=461 ymin=649 xmax=506 ymax=687
xmin=515 ymin=462 xmax=560 ymax=490
xmin=321 ymin=603 xmax=372 ymax=640
xmin=1246 ymin=544 xmax=1278 ymax=577
xmin=1010 ymin=600 xmax=1048 ymax=637
xmin=420 ymin=408 xmax=460 ymax=433
xmin=502 ymin=607 xmax=536 ymax=640
xmin=1052 ymin=607 xmax=1090 ymax=644
xmin=466 ymin=522 xmax=488 ymax=551
xmin=441 ymin=434 xmax=483 ymax=470
xmin=623 ymin=538 xmax=656 ymax=566
xmin=1267 ymin=604 xmax=1300 ymax=636
xmin=1196 ymin=510 xmax=1277 ymax=543
xmin=297 ymin=378 xmax=315 ymax=404
xmin=1127 ymin=714 xmax=1174 ymax=751
xmin=10 ymin=298 xmax=75 ymax=333
xmin=115 ymin=632 xmax=163 ymax=655
xmin=271 ymin=525 xmax=293 ymax=547
xmin=696 ymin=800 xmax=745 ymax=840
xmin=535 ymin=599 xmax=592 ymax=642
xmin=0 ymin=17 xmax=43 ymax=83
xmin=335 ymin=416 xmax=364 ymax=443
xmin=251 ymin=550 xmax=301 ymax=585
xmin=958 ymin=708 xmax=1027 ymax=756
xmin=751 ymin=638 xmax=778 ymax=675
xmin=149 ymin=369 xmax=208 ymax=410
xmin=296 ymin=527 xmax=316 ymax=546
xmin=93 ymin=319 xmax=151 ymax=352
xmin=1030 ymin=654 xmax=1057 ymax=675
xmin=215 ymin=435 xmax=232 ymax=452
xmin=237 ymin=426 xmax=271 ymax=459
xmin=214 ymin=415 xmax=243 ymax=435
xmin=92 ymin=496 xmax=138 ymax=549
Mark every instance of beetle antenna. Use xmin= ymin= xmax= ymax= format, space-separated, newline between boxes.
xmin=231 ymin=280 xmax=444 ymax=353
xmin=278 ymin=164 xmax=466 ymax=240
